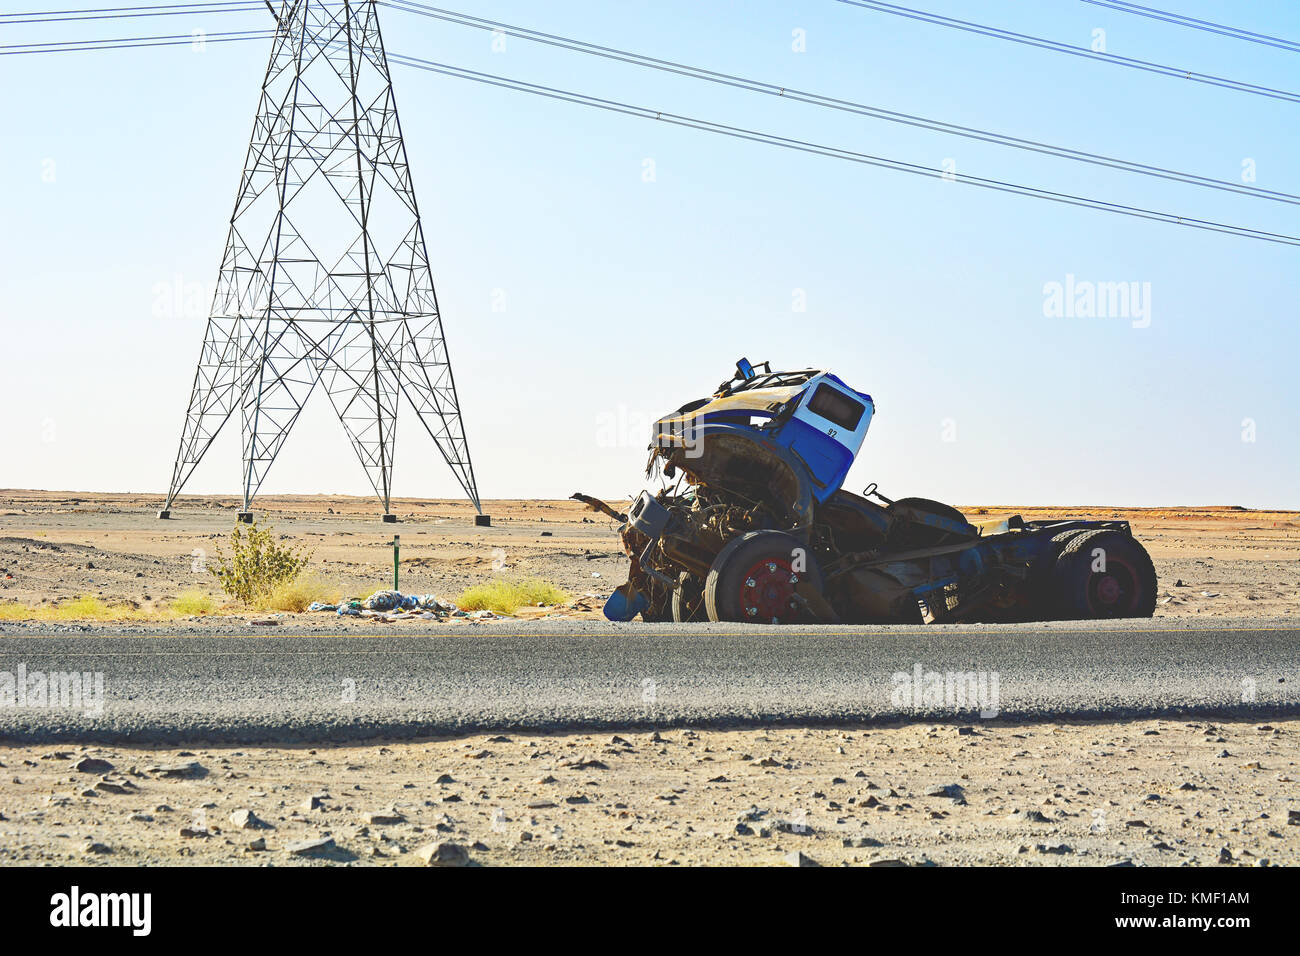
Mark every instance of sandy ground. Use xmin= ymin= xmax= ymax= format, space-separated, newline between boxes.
xmin=0 ymin=491 xmax=625 ymax=623
xmin=1 ymin=492 xmax=1297 ymax=867
xmin=1 ymin=719 xmax=1296 ymax=867
xmin=0 ymin=491 xmax=1298 ymax=624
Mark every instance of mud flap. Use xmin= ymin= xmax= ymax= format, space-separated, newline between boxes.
xmin=603 ymin=581 xmax=648 ymax=621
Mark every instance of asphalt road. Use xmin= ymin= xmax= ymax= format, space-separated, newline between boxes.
xmin=0 ymin=620 xmax=1296 ymax=743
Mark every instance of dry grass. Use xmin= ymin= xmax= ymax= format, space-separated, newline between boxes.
xmin=0 ymin=591 xmax=227 ymax=621
xmin=0 ymin=579 xmax=349 ymax=621
xmin=257 ymin=574 xmax=342 ymax=613
xmin=171 ymin=590 xmax=217 ymax=617
xmin=456 ymin=578 xmax=570 ymax=616
xmin=0 ymin=595 xmax=164 ymax=622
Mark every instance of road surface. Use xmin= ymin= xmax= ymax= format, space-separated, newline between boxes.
xmin=0 ymin=620 xmax=1295 ymax=742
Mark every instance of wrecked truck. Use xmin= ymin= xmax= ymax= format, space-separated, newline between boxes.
xmin=575 ymin=358 xmax=1157 ymax=625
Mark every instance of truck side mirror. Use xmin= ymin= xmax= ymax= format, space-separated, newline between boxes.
xmin=736 ymin=358 xmax=756 ymax=381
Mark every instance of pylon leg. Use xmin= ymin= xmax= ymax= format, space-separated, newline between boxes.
xmin=163 ymin=316 xmax=257 ymax=513
xmin=395 ymin=316 xmax=481 ymax=511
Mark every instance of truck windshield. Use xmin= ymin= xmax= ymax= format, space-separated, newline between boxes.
xmin=806 ymin=383 xmax=865 ymax=430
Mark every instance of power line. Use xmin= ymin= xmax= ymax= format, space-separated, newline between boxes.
xmin=2 ymin=7 xmax=261 ymax=26
xmin=1079 ymin=0 xmax=1300 ymax=54
xmin=7 ymin=8 xmax=1295 ymax=247
xmin=0 ymin=2 xmax=257 ymax=15
xmin=0 ymin=2 xmax=262 ymax=24
xmin=382 ymin=51 xmax=1300 ymax=248
xmin=834 ymin=0 xmax=1300 ymax=105
xmin=381 ymin=0 xmax=1300 ymax=207
xmin=18 ymin=2 xmax=1298 ymax=214
xmin=0 ymin=29 xmax=271 ymax=54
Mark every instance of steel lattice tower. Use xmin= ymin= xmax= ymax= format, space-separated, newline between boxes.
xmin=160 ymin=0 xmax=480 ymax=522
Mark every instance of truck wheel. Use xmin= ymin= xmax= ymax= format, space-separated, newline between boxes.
xmin=1052 ymin=529 xmax=1157 ymax=619
xmin=672 ymin=572 xmax=706 ymax=623
xmin=705 ymin=531 xmax=823 ymax=624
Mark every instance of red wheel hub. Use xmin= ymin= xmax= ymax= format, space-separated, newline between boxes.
xmin=738 ymin=557 xmax=801 ymax=623
xmin=1088 ymin=557 xmax=1138 ymax=614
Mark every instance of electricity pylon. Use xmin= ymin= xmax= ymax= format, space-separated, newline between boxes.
xmin=160 ymin=0 xmax=481 ymax=523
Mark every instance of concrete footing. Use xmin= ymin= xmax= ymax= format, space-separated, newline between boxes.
xmin=237 ymin=512 xmax=254 ymax=524
xmin=157 ymin=510 xmax=170 ymax=520
xmin=475 ymin=514 xmax=492 ymax=527
xmin=382 ymin=513 xmax=398 ymax=523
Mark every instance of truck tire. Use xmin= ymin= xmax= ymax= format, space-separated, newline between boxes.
xmin=1052 ymin=529 xmax=1157 ymax=619
xmin=1029 ymin=529 xmax=1090 ymax=617
xmin=672 ymin=572 xmax=706 ymax=623
xmin=704 ymin=530 xmax=824 ymax=624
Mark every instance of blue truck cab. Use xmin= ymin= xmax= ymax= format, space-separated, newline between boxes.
xmin=770 ymin=370 xmax=874 ymax=501
xmin=660 ymin=359 xmax=874 ymax=502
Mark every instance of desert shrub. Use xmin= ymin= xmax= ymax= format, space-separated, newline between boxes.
xmin=456 ymin=578 xmax=570 ymax=615
xmin=209 ymin=519 xmax=311 ymax=606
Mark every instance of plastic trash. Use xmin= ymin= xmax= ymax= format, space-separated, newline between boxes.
xmin=602 ymin=586 xmax=647 ymax=622
xmin=363 ymin=589 xmax=403 ymax=612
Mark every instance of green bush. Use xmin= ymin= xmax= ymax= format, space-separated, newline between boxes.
xmin=209 ymin=519 xmax=311 ymax=607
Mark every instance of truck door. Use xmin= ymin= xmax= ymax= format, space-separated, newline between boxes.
xmin=781 ymin=377 xmax=873 ymax=501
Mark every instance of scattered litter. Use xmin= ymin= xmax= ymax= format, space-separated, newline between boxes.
xmin=305 ymin=589 xmax=492 ymax=622
xmin=359 ymin=590 xmax=456 ymax=613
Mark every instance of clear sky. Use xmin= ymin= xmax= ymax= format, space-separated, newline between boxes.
xmin=2 ymin=0 xmax=1297 ymax=508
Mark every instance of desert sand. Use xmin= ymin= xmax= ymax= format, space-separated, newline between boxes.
xmin=1 ymin=491 xmax=1297 ymax=867
xmin=0 ymin=491 xmax=1297 ymax=623
xmin=1 ymin=719 xmax=1295 ymax=867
